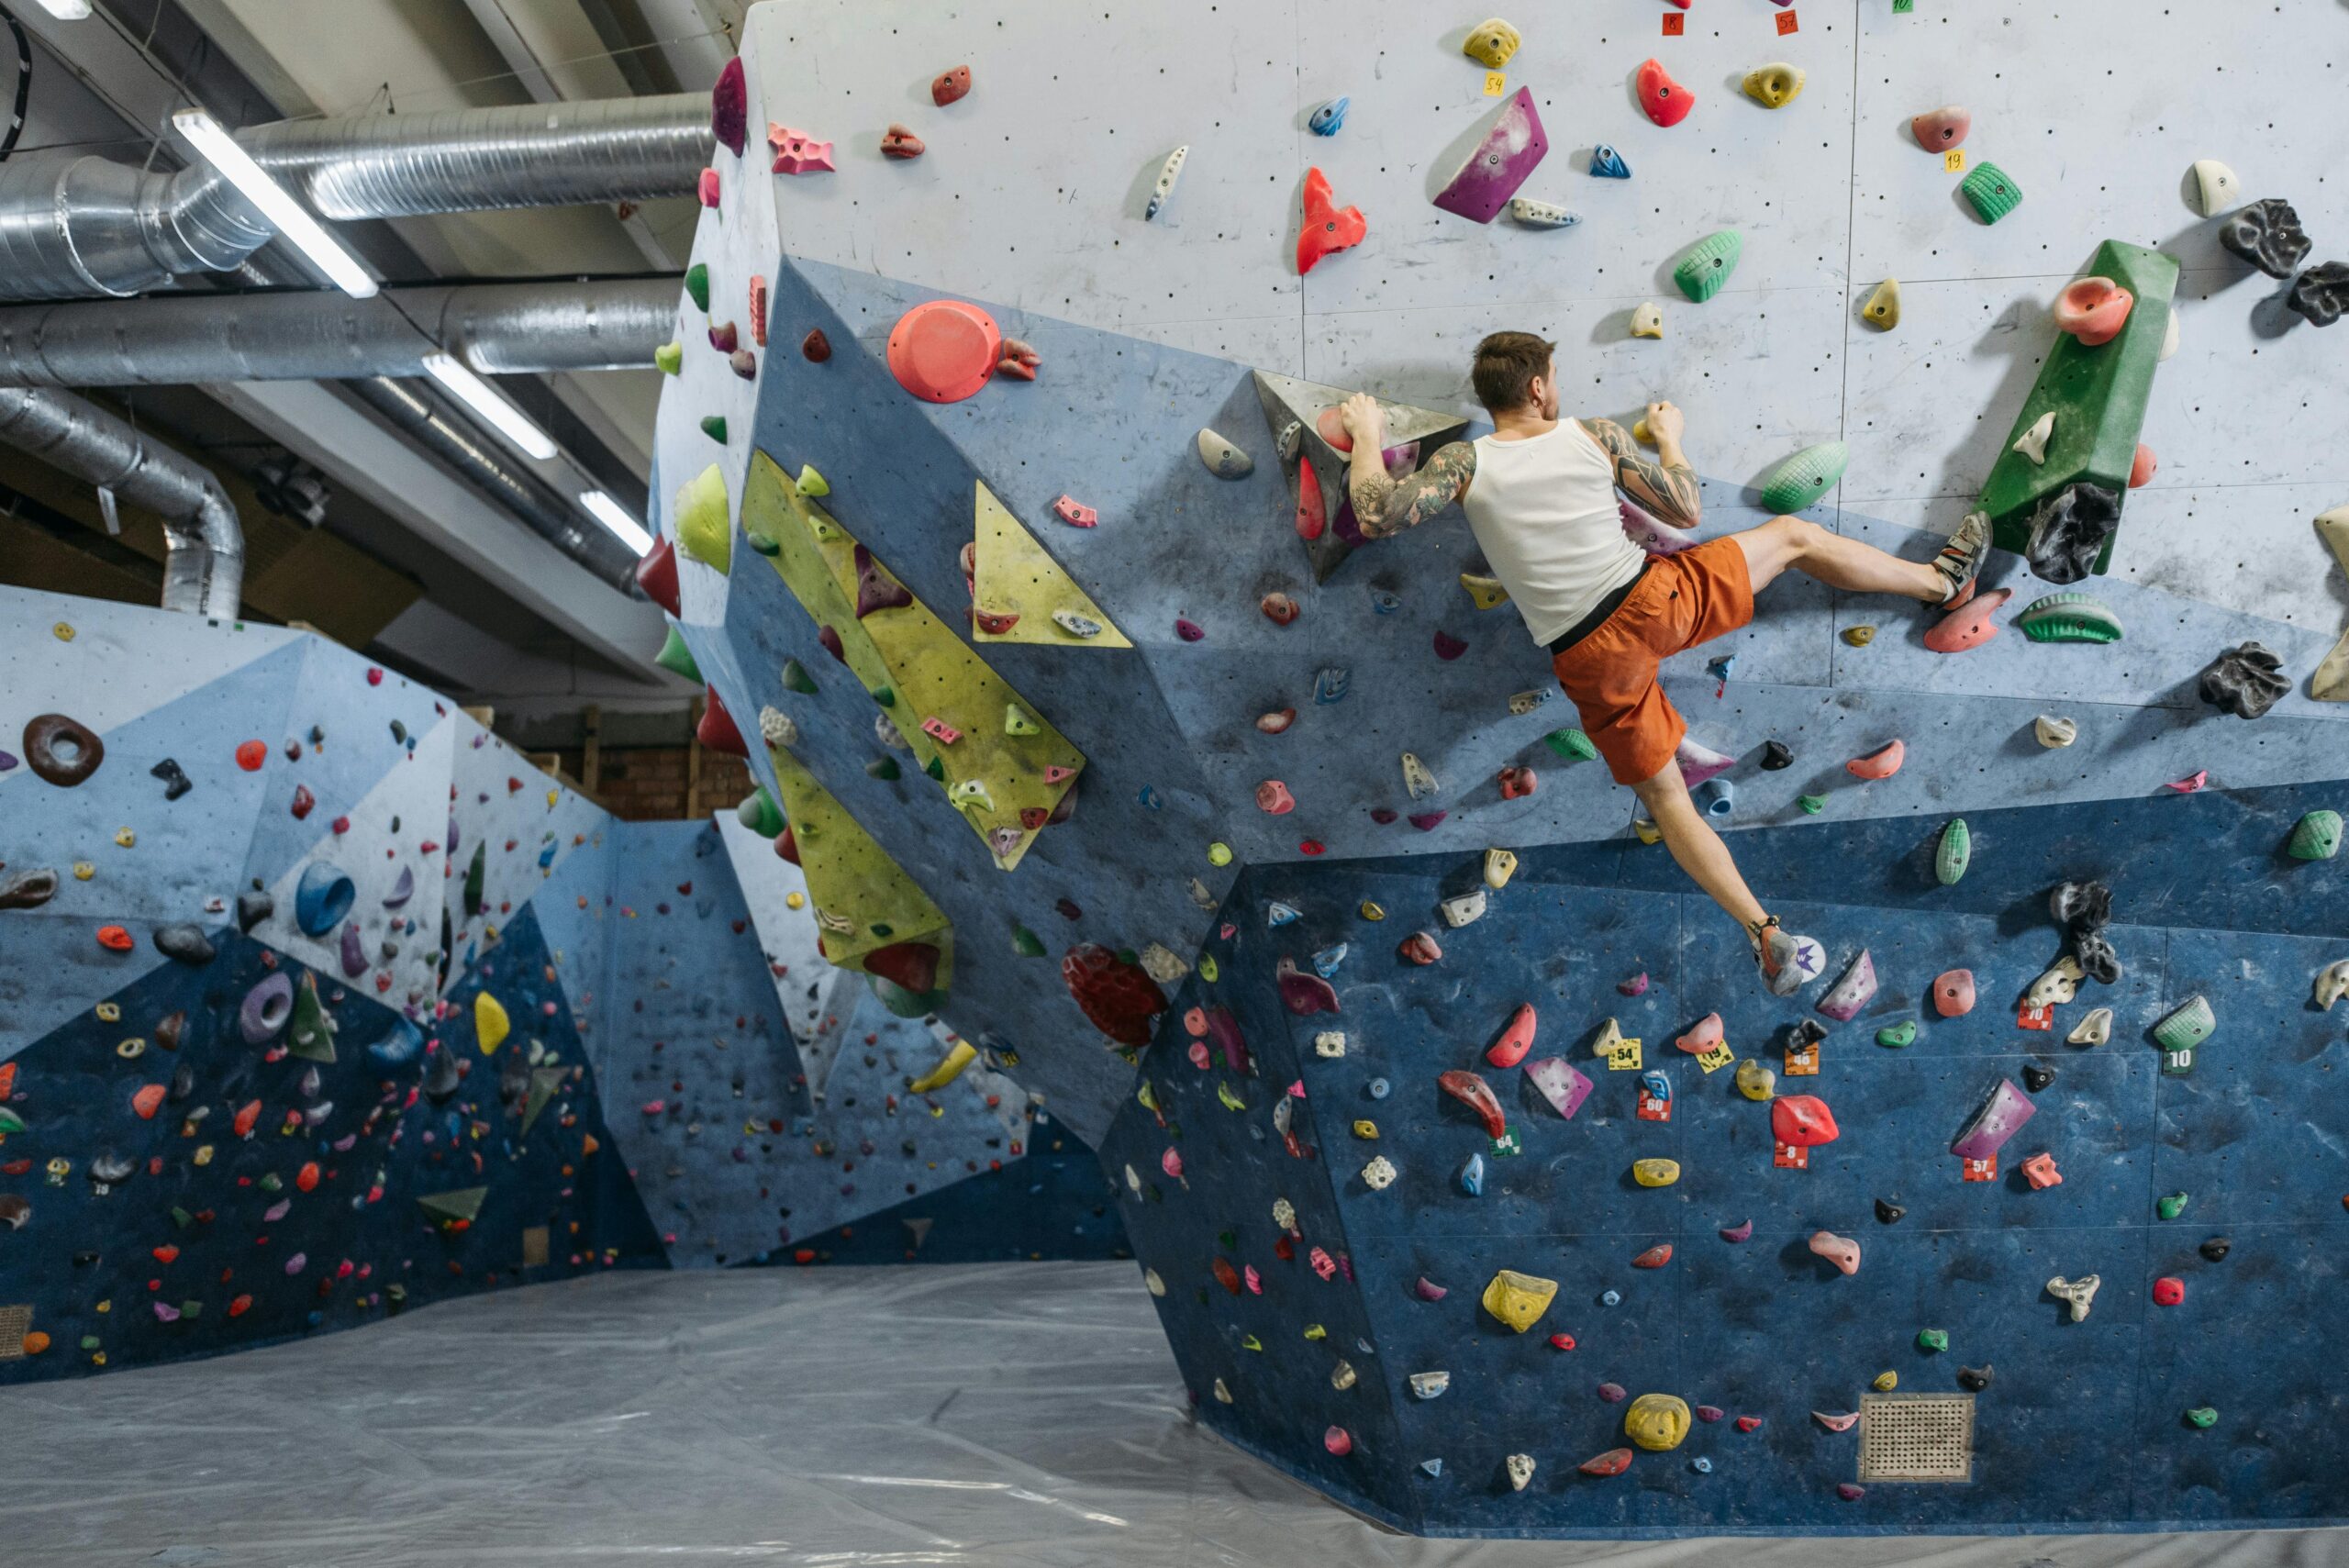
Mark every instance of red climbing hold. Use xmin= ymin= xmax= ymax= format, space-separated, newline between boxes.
xmin=996 ymin=338 xmax=1041 ymax=382
xmin=775 ymin=826 xmax=799 ymax=865
xmin=1293 ymin=454 xmax=1326 ymax=540
xmin=1324 ymin=1426 xmax=1353 ymax=1457
xmin=2167 ymin=772 xmax=2208 ymax=794
xmin=863 ymin=941 xmax=941 ymax=995
xmin=2131 ymin=443 xmax=2157 ymax=488
xmin=232 ymin=1099 xmax=261 ymax=1137
xmin=880 ymin=123 xmax=925 ymax=160
xmin=1398 ymin=930 xmax=1444 ymax=965
xmin=711 ymin=57 xmax=747 ymax=156
xmin=974 ymin=608 xmax=1020 ymax=636
xmin=1735 ymin=1415 xmax=1763 ymax=1432
xmin=1432 ymin=629 xmax=1468 ymax=661
xmin=295 ymin=1162 xmax=320 ymax=1193
xmin=1637 ymin=59 xmax=1695 ymax=128
xmin=1770 ymin=1094 xmax=1841 ymax=1147
xmin=887 ymin=299 xmax=1003 ymax=404
xmin=1276 ymin=958 xmax=1340 ymax=1016
xmin=1497 ymin=765 xmax=1537 ymax=799
xmin=290 ymin=784 xmax=316 ymax=819
xmin=1580 ymin=1448 xmax=1636 ymax=1476
xmin=1932 ymin=968 xmax=1977 ymax=1018
xmin=1550 ymin=1332 xmax=1577 ymax=1351
xmin=131 ymin=1084 xmax=167 ymax=1119
xmin=1632 ymin=1242 xmax=1674 ymax=1269
xmin=96 ymin=925 xmax=134 ymax=952
xmin=2153 ymin=1275 xmax=2185 ymax=1306
xmin=1438 ymin=1069 xmax=1507 ymax=1139
xmin=1486 ymin=1002 xmax=1538 ymax=1068
xmin=635 ymin=535 xmax=682 ymax=616
xmin=1261 ymin=593 xmax=1300 ymax=625
xmin=1052 ymin=495 xmax=1097 ymax=528
xmin=1255 ymin=780 xmax=1297 ymax=815
xmin=2054 ymin=277 xmax=2134 ymax=347
xmin=2021 ymin=1151 xmax=2064 ymax=1189
xmin=1062 ymin=943 xmax=1169 ymax=1047
xmin=1211 ymin=1256 xmax=1241 ymax=1295
xmin=1846 ymin=740 xmax=1905 ymax=780
xmin=931 ymin=64 xmax=972 ymax=106
xmin=802 ymin=328 xmax=831 ymax=362
xmin=696 ymin=686 xmax=749 ymax=757
xmin=1296 ymin=167 xmax=1367 ymax=275
xmin=236 ymin=739 xmax=267 ymax=772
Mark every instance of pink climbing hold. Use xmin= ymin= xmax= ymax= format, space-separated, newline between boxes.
xmin=2054 ymin=277 xmax=2134 ymax=347
xmin=1438 ymin=1069 xmax=1508 ymax=1139
xmin=767 ymin=124 xmax=836 ymax=174
xmin=880 ymin=123 xmax=925 ymax=160
xmin=1838 ymin=1483 xmax=1866 ymax=1502
xmin=1174 ymin=617 xmax=1206 ymax=642
xmin=1255 ymin=780 xmax=1297 ymax=815
xmin=1911 ymin=105 xmax=1971 ymax=151
xmin=1846 ymin=740 xmax=1905 ymax=780
xmin=1052 ymin=495 xmax=1098 ymax=528
xmin=1925 ymin=587 xmax=2012 ymax=654
xmin=1622 ymin=498 xmax=1700 ymax=556
xmin=1416 ymin=1276 xmax=1449 ymax=1301
xmin=1398 ymin=930 xmax=1444 ymax=965
xmin=1619 ymin=972 xmax=1649 ymax=997
xmin=696 ymin=168 xmax=720 ymax=207
xmin=1676 ymin=737 xmax=1735 ymax=787
xmin=1257 ymin=709 xmax=1297 ymax=735
xmin=1486 ymin=1003 xmax=1539 ymax=1068
xmin=1631 ymin=1243 xmax=1674 ymax=1270
xmin=1498 ymin=765 xmax=1538 ymax=799
xmin=2021 ymin=1151 xmax=2064 ymax=1189
xmin=1952 ymin=1077 xmax=2036 ymax=1160
xmin=2131 ymin=444 xmax=2157 ymax=487
xmin=1296 ymin=167 xmax=1367 ymax=275
xmin=1597 ymin=1382 xmax=1628 ymax=1403
xmin=1526 ymin=1057 xmax=1593 ymax=1120
xmin=1696 ymin=1405 xmax=1724 ymax=1423
xmin=996 ymin=338 xmax=1041 ymax=382
xmin=1637 ymin=59 xmax=1694 ymax=128
xmin=1814 ymin=1409 xmax=1859 ymax=1432
xmin=710 ymin=57 xmax=747 ymax=156
xmin=1407 ymin=811 xmax=1447 ymax=830
xmin=886 ymin=299 xmax=1002 ymax=404
xmin=1719 ymin=1218 xmax=1753 ymax=1242
xmin=1161 ymin=1148 xmax=1184 ymax=1182
xmin=1932 ymin=969 xmax=1977 ymax=1018
xmin=1261 ymin=592 xmax=1300 ymax=625
xmin=2153 ymin=1276 xmax=2185 ymax=1306
xmin=931 ymin=64 xmax=972 ymax=106
xmin=1324 ymin=1425 xmax=1353 ymax=1456
xmin=2168 ymin=772 xmax=2209 ymax=794
xmin=1432 ymin=629 xmax=1468 ymax=660
xmin=1809 ymin=1230 xmax=1861 ymax=1275
xmin=1676 ymin=1013 xmax=1725 ymax=1054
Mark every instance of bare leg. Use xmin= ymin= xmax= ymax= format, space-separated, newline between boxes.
xmin=1631 ymin=762 xmax=1768 ymax=929
xmin=1733 ymin=515 xmax=1945 ymax=602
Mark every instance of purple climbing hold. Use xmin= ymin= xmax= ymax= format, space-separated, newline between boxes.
xmin=239 ymin=972 xmax=294 ymax=1045
xmin=339 ymin=923 xmax=368 ymax=979
xmin=1719 ymin=1218 xmax=1753 ymax=1242
xmin=1415 ymin=1276 xmax=1450 ymax=1301
xmin=1407 ymin=810 xmax=1448 ymax=831
xmin=1952 ymin=1077 xmax=2037 ymax=1160
xmin=1597 ymin=1382 xmax=1628 ymax=1403
xmin=711 ymin=57 xmax=748 ymax=156
xmin=1431 ymin=87 xmax=1550 ymax=225
xmin=1621 ymin=498 xmax=1699 ymax=555
xmin=1205 ymin=1006 xmax=1252 ymax=1074
xmin=1175 ymin=617 xmax=1207 ymax=642
xmin=1837 ymin=1484 xmax=1865 ymax=1502
xmin=383 ymin=866 xmax=415 ymax=909
xmin=853 ymin=545 xmax=913 ymax=618
xmin=1432 ymin=629 xmax=1468 ymax=661
xmin=1817 ymin=949 xmax=1877 ymax=1021
xmin=1525 ymin=1057 xmax=1593 ymax=1120
xmin=1696 ymin=1405 xmax=1725 ymax=1423
xmin=1276 ymin=957 xmax=1341 ymax=1016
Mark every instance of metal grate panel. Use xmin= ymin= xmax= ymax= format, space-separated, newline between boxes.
xmin=1858 ymin=1393 xmax=1974 ymax=1482
xmin=0 ymin=1304 xmax=31 ymax=1361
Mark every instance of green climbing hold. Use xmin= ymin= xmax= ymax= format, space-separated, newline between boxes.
xmin=736 ymin=786 xmax=785 ymax=839
xmin=1960 ymin=161 xmax=2022 ymax=224
xmin=2018 ymin=593 xmax=2123 ymax=643
xmin=287 ymin=971 xmax=337 ymax=1063
xmin=1673 ymin=229 xmax=1743 ymax=303
xmin=674 ymin=463 xmax=733 ymax=573
xmin=866 ymin=757 xmax=900 ymax=781
xmin=654 ymin=340 xmax=683 ymax=375
xmin=872 ymin=686 xmax=895 ymax=707
xmin=869 ymin=973 xmax=946 ymax=1018
xmin=699 ymin=415 xmax=729 ymax=443
xmin=685 ymin=261 xmax=710 ymax=312
xmin=924 ymin=756 xmax=945 ymax=782
xmin=2157 ymin=1191 xmax=2189 ymax=1220
xmin=1757 ymin=441 xmax=1851 ymax=514
xmin=1876 ymin=1018 xmax=1918 ymax=1049
xmin=417 ymin=1186 xmax=488 ymax=1225
xmin=1545 ymin=728 xmax=1599 ymax=762
xmin=1012 ymin=925 xmax=1046 ymax=957
xmin=796 ymin=464 xmax=829 ymax=498
xmin=2185 ymin=1407 xmax=2218 ymax=1429
xmin=1798 ymin=794 xmax=1827 ymax=815
xmin=1936 ymin=817 xmax=1971 ymax=885
xmin=654 ymin=625 xmax=702 ymax=682
xmin=1917 ymin=1328 xmax=1948 ymax=1353
xmin=0 ymin=1107 xmax=25 ymax=1135
xmin=2154 ymin=995 xmax=2215 ymax=1057
xmin=1004 ymin=705 xmax=1041 ymax=737
xmin=781 ymin=658 xmax=818 ymax=694
xmin=2289 ymin=809 xmax=2343 ymax=862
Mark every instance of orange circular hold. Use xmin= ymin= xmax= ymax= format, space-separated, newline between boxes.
xmin=96 ymin=924 xmax=134 ymax=951
xmin=235 ymin=740 xmax=267 ymax=772
xmin=886 ymin=299 xmax=1001 ymax=404
xmin=20 ymin=1331 xmax=49 ymax=1355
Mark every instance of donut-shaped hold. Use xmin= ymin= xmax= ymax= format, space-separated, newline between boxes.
xmin=23 ymin=713 xmax=105 ymax=786
xmin=239 ymin=971 xmax=294 ymax=1045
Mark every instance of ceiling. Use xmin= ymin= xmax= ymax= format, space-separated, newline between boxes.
xmin=0 ymin=0 xmax=748 ymax=718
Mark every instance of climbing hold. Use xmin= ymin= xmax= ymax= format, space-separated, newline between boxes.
xmin=1675 ymin=231 xmax=1742 ymax=304
xmin=2060 ymin=1006 xmax=2113 ymax=1049
xmin=707 ymin=320 xmax=739 ymax=355
xmin=1415 ymin=1276 xmax=1448 ymax=1302
xmin=1631 ymin=1243 xmax=1673 ymax=1270
xmin=1507 ymin=1453 xmax=1537 ymax=1490
xmin=1862 ymin=279 xmax=1900 ymax=330
xmin=1460 ymin=17 xmax=1522 ymax=67
xmin=1485 ymin=849 xmax=1518 ymax=889
xmin=1508 ymin=197 xmax=1580 ymax=228
xmin=2153 ymin=1276 xmax=2187 ymax=1308
xmin=1173 ymin=617 xmax=1206 ymax=642
xmin=1676 ymin=737 xmax=1734 ymax=786
xmin=1256 ymin=709 xmax=1296 ymax=735
xmin=2018 ymin=593 xmax=2123 ymax=644
xmin=1625 ymin=1394 xmax=1692 ymax=1452
xmin=2054 ymin=276 xmax=2134 ymax=347
xmin=1960 ymin=161 xmax=2022 ymax=224
xmin=673 ymin=463 xmax=732 ymax=573
xmin=1255 ymin=780 xmax=1296 ymax=815
xmin=2154 ymin=995 xmax=2215 ymax=1073
xmin=1872 ymin=1372 xmax=1898 ymax=1393
xmin=21 ymin=713 xmax=104 ymax=787
xmin=2316 ymin=961 xmax=2349 ymax=1011
xmin=2199 ymin=642 xmax=2289 ymax=719
xmin=1911 ymin=105 xmax=1970 ymax=151
xmin=1772 ymin=1095 xmax=1840 ymax=1149
xmin=1196 ymin=428 xmax=1252 ymax=479
xmin=1400 ymin=751 xmax=1439 ymax=800
xmin=880 ymin=123 xmax=924 ymax=160
xmin=1932 ymin=970 xmax=1980 ymax=1018
xmin=1486 ymin=1003 xmax=1539 ymax=1068
xmin=2219 ymin=198 xmax=2310 ymax=279
xmin=2287 ymin=261 xmax=2349 ymax=328
xmin=1733 ymin=1415 xmax=1763 ymax=1432
xmin=1847 ymin=740 xmax=1904 ymax=780
xmin=1440 ymin=1069 xmax=1508 ymax=1140
xmin=2200 ymin=1236 xmax=2232 ymax=1262
xmin=1308 ymin=97 xmax=1348 ymax=136
xmin=2289 ymin=810 xmax=2343 ymax=861
xmin=1953 ymin=1077 xmax=2036 ymax=1161
xmin=1439 ymin=891 xmax=1486 ymax=929
xmin=654 ymin=340 xmax=684 ymax=375
xmin=1813 ymin=1410 xmax=1858 ymax=1433
xmin=294 ymin=862 xmax=354 ymax=938
xmin=766 ymin=125 xmax=835 ymax=174
xmin=2042 ymin=1274 xmax=2103 ymax=1323
xmin=1632 ymin=1158 xmax=1681 ymax=1188
xmin=2021 ymin=481 xmax=2121 ymax=585
xmin=1144 ymin=145 xmax=1188 ymax=221
xmin=1629 ymin=302 xmax=1664 ymax=339
xmin=1526 ymin=1057 xmax=1594 ymax=1120
xmin=2021 ymin=1151 xmax=2063 ymax=1189
xmin=1589 ymin=143 xmax=1630 ymax=179
xmin=1743 ymin=63 xmax=1805 ymax=109
xmin=1548 ymin=728 xmax=1600 ymax=762
xmin=1482 ymin=1268 xmax=1557 ymax=1332
xmin=1433 ymin=87 xmax=1550 ymax=224
xmin=1323 ymin=1426 xmax=1353 ymax=1457
xmin=930 ymin=63 xmax=971 ymax=106
xmin=1818 ymin=951 xmax=1878 ymax=1021
xmin=1296 ymin=167 xmax=1366 ymax=275
xmin=1876 ymin=1018 xmax=1918 ymax=1049
xmin=1926 ymin=587 xmax=2011 ymax=653
xmin=1735 ymin=1059 xmax=1775 ymax=1101
xmin=1957 ymin=1365 xmax=1994 ymax=1393
xmin=1048 ymin=495 xmax=1098 ymax=530
xmin=1260 ymin=592 xmax=1299 ymax=626
xmin=2186 ymin=1407 xmax=2218 ymax=1429
xmin=1753 ymin=441 xmax=1850 ymax=514
xmin=2188 ymin=159 xmax=2239 ymax=217
xmin=150 ymin=757 xmax=192 ymax=800
xmin=1675 ymin=1013 xmax=1724 ymax=1056
xmin=1842 ymin=626 xmax=1876 ymax=648
xmin=1758 ymin=740 xmax=1794 ymax=773
xmin=1460 ymin=573 xmax=1510 ymax=609
xmin=2022 ymin=1062 xmax=2058 ymax=1093
xmin=2167 ymin=771 xmax=2209 ymax=795
xmin=151 ymin=923 xmax=215 ymax=966
xmin=2128 ymin=443 xmax=2156 ymax=488
xmin=2035 ymin=714 xmax=2078 ymax=749
xmin=1929 ymin=817 xmax=1974 ymax=886
xmin=2157 ymin=1191 xmax=2190 ymax=1221
xmin=2011 ymin=411 xmax=2055 ymax=467
xmin=1636 ymin=59 xmax=1693 ymax=128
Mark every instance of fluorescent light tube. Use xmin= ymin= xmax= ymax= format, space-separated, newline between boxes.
xmin=579 ymin=490 xmax=653 ymax=557
xmin=172 ymin=108 xmax=378 ymax=299
xmin=420 ymin=352 xmax=559 ymax=462
xmin=29 ymin=1 xmax=95 ymax=18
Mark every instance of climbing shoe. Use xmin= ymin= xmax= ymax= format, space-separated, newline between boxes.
xmin=1751 ymin=917 xmax=1812 ymax=997
xmin=1933 ymin=510 xmax=1992 ymax=608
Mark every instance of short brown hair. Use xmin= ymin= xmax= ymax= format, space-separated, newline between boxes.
xmin=1471 ymin=331 xmax=1555 ymax=414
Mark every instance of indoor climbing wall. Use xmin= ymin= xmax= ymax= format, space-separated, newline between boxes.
xmin=645 ymin=0 xmax=2349 ymax=1536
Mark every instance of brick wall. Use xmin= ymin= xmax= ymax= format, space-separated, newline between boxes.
xmin=549 ymin=746 xmax=755 ymax=823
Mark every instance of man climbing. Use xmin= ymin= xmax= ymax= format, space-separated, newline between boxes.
xmin=1339 ymin=331 xmax=1988 ymax=995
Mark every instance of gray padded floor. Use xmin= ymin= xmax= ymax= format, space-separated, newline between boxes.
xmin=0 ymin=1262 xmax=2338 ymax=1566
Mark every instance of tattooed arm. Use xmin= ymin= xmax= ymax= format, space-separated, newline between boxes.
xmin=1338 ymin=394 xmax=1475 ymax=539
xmin=1582 ymin=401 xmax=1702 ymax=528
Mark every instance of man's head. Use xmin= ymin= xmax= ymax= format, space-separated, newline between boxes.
xmin=1471 ymin=330 xmax=1558 ymax=420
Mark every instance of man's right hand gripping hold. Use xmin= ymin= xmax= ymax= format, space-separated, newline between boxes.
xmin=1340 ymin=331 xmax=1989 ymax=995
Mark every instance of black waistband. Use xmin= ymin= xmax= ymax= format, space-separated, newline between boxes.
xmin=1546 ymin=559 xmax=1652 ymax=656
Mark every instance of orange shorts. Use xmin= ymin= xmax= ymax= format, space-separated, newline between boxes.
xmin=1551 ymin=536 xmax=1754 ymax=785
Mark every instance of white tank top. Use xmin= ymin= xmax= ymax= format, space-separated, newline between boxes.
xmin=1460 ymin=420 xmax=1645 ymax=646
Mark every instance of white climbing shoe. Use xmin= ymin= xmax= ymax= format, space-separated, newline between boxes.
xmin=1933 ymin=511 xmax=1993 ymax=608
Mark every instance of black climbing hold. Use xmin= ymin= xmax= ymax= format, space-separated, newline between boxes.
xmin=2052 ymin=880 xmax=2112 ymax=933
xmin=2199 ymin=641 xmax=2289 ymax=720
xmin=1957 ymin=1363 xmax=1994 ymax=1392
xmin=390 ymin=719 xmax=407 ymax=743
xmin=72 ymin=1251 xmax=98 ymax=1267
xmin=463 ymin=841 xmax=486 ymax=917
xmin=168 ymin=1063 xmax=196 ymax=1103
xmin=423 ymin=1050 xmax=462 ymax=1103
xmin=1786 ymin=1018 xmax=1828 ymax=1051
xmin=153 ymin=1011 xmax=184 ymax=1051
xmin=1760 ymin=740 xmax=1794 ymax=771
xmin=2023 ymin=483 xmax=2120 ymax=586
xmin=21 ymin=712 xmax=105 ymax=787
xmin=150 ymin=757 xmax=193 ymax=800
xmin=152 ymin=924 xmax=217 ymax=965
xmin=0 ymin=868 xmax=60 ymax=910
xmin=2287 ymin=261 xmax=2349 ymax=328
xmin=1874 ymin=1197 xmax=1906 ymax=1225
xmin=2199 ymin=1236 xmax=2232 ymax=1262
xmin=2072 ymin=928 xmax=2122 ymax=985
xmin=236 ymin=891 xmax=274 ymax=932
xmin=2218 ymin=197 xmax=2311 ymax=279
xmin=2022 ymin=1063 xmax=2056 ymax=1092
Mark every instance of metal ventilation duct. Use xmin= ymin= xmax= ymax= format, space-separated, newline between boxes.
xmin=0 ymin=386 xmax=242 ymax=617
xmin=0 ymin=95 xmax=712 ymax=301
xmin=0 ymin=278 xmax=680 ymax=385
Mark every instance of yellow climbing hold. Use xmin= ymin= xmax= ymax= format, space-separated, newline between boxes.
xmin=785 ymin=892 xmax=805 ymax=909
xmin=1873 ymin=1370 xmax=1898 ymax=1392
xmin=473 ymin=992 xmax=511 ymax=1054
xmin=52 ymin=621 xmax=74 ymax=641
xmin=1625 ymin=1393 xmax=1692 ymax=1451
xmin=1359 ymin=901 xmax=1386 ymax=920
xmin=907 ymin=1039 xmax=976 ymax=1094
xmin=1842 ymin=625 xmax=1876 ymax=647
xmin=1003 ymin=705 xmax=1041 ymax=737
xmin=1742 ymin=62 xmax=1806 ymax=109
xmin=1462 ymin=17 xmax=1521 ymax=68
xmin=73 ymin=862 xmax=95 ymax=881
xmin=1303 ymin=1323 xmax=1327 ymax=1340
xmin=1863 ymin=278 xmax=1901 ymax=330
xmin=1632 ymin=817 xmax=1662 ymax=846
xmin=1353 ymin=1119 xmax=1379 ymax=1140
xmin=1217 ymin=1083 xmax=1247 ymax=1111
xmin=1631 ymin=417 xmax=1653 ymax=446
xmin=1481 ymin=1268 xmax=1558 ymax=1332
xmin=795 ymin=463 xmax=829 ymax=498
xmin=1208 ymin=842 xmax=1233 ymax=867
xmin=1484 ymin=849 xmax=1517 ymax=890
xmin=112 ymin=828 xmax=135 ymax=848
xmin=1736 ymin=1058 xmax=1776 ymax=1102
xmin=1631 ymin=302 xmax=1664 ymax=339
xmin=1460 ymin=573 xmax=1511 ymax=610
xmin=1632 ymin=1158 xmax=1681 ymax=1187
xmin=1199 ymin=956 xmax=1219 ymax=983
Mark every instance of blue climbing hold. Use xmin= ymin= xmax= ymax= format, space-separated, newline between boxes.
xmin=1640 ymin=1067 xmax=1672 ymax=1105
xmin=1708 ymin=653 xmax=1736 ymax=684
xmin=1138 ymin=785 xmax=1163 ymax=810
xmin=1602 ymin=1289 xmax=1622 ymax=1307
xmin=368 ymin=1018 xmax=423 ymax=1066
xmin=295 ymin=862 xmax=355 ymax=937
xmin=1420 ymin=1458 xmax=1443 ymax=1477
xmin=1591 ymin=143 xmax=1631 ymax=179
xmin=1314 ymin=667 xmax=1351 ymax=705
xmin=1266 ymin=901 xmax=1302 ymax=927
xmin=1696 ymin=777 xmax=1735 ymax=820
xmin=1312 ymin=942 xmax=1349 ymax=978
xmin=1460 ymin=1151 xmax=1485 ymax=1195
xmin=1368 ymin=1077 xmax=1390 ymax=1099
xmin=1370 ymin=590 xmax=1402 ymax=615
xmin=1691 ymin=1457 xmax=1713 ymax=1473
xmin=1308 ymin=96 xmax=1349 ymax=136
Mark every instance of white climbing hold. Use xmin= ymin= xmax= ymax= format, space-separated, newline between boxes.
xmin=1272 ymin=1197 xmax=1297 ymax=1230
xmin=1508 ymin=689 xmax=1553 ymax=716
xmin=2035 ymin=715 xmax=2078 ymax=749
xmin=2013 ymin=411 xmax=2054 ymax=465
xmin=1145 ymin=1268 xmax=1166 ymax=1296
xmin=1196 ymin=428 xmax=1253 ymax=479
xmin=1213 ymin=1377 xmax=1233 ymax=1403
xmin=1409 ymin=1371 xmax=1452 ymax=1399
xmin=2160 ymin=308 xmax=2180 ymax=361
xmin=1507 ymin=1452 xmax=1536 ymax=1491
xmin=2027 ymin=956 xmax=2086 ymax=1009
xmin=2068 ymin=1006 xmax=2113 ymax=1047
xmin=1508 ymin=197 xmax=1582 ymax=229
xmin=1630 ymin=302 xmax=1664 ymax=339
xmin=1146 ymin=145 xmax=1189 ymax=220
xmin=2047 ymin=1273 xmax=2101 ymax=1322
xmin=1052 ymin=608 xmax=1105 ymax=639
xmin=1362 ymin=1155 xmax=1398 ymax=1191
xmin=1440 ymin=890 xmax=1488 ymax=929
xmin=1402 ymin=752 xmax=1439 ymax=799
xmin=2316 ymin=961 xmax=2349 ymax=1011
xmin=758 ymin=706 xmax=797 ymax=747
xmin=1315 ymin=1029 xmax=1348 ymax=1058
xmin=2188 ymin=159 xmax=2239 ymax=218
xmin=1139 ymin=942 xmax=1190 ymax=984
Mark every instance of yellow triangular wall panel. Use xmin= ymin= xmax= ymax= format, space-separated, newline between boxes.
xmin=971 ymin=482 xmax=1132 ymax=649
